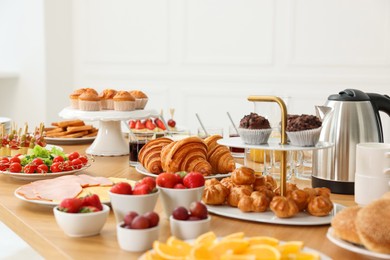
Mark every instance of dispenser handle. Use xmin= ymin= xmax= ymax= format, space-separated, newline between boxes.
xmin=367 ymin=93 xmax=390 ymax=142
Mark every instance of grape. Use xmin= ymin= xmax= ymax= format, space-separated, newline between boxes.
xmin=123 ymin=211 xmax=138 ymax=227
xmin=189 ymin=201 xmax=208 ymax=219
xmin=143 ymin=211 xmax=159 ymax=227
xmin=130 ymin=216 xmax=150 ymax=229
xmin=172 ymin=206 xmax=189 ymax=220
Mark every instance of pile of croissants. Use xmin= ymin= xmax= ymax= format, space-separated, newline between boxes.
xmin=138 ymin=135 xmax=236 ymax=176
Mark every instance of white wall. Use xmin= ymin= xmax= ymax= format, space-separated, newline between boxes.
xmin=1 ymin=0 xmax=389 ymax=140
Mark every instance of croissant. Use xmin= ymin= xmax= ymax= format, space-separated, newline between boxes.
xmin=161 ymin=136 xmax=213 ymax=175
xmin=138 ymin=137 xmax=173 ymax=174
xmin=208 ymin=145 xmax=236 ymax=174
xmin=204 ymin=135 xmax=223 ymax=151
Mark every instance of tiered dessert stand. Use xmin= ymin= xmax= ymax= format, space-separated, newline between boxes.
xmin=218 ymin=96 xmax=333 ymax=196
xmin=59 ymin=107 xmax=160 ymax=156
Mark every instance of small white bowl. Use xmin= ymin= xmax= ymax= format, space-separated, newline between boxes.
xmin=169 ymin=215 xmax=211 ymax=240
xmin=158 ymin=186 xmax=204 ymax=217
xmin=116 ymin=221 xmax=159 ymax=252
xmin=109 ymin=189 xmax=159 ymax=223
xmin=53 ymin=204 xmax=110 ymax=237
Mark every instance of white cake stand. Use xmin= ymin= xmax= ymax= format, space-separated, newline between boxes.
xmin=59 ymin=107 xmax=160 ymax=156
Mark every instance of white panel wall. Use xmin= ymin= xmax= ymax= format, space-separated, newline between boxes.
xmin=71 ymin=0 xmax=390 ymax=141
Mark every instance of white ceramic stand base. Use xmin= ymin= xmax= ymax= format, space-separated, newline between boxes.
xmin=86 ymin=121 xmax=128 ymax=156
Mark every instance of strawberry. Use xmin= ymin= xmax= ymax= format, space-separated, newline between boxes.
xmin=183 ymin=171 xmax=205 ymax=188
xmin=156 ymin=172 xmax=179 ymax=188
xmin=110 ymin=182 xmax=133 ymax=195
xmin=59 ymin=197 xmax=83 ymax=213
xmin=81 ymin=194 xmax=103 ymax=210
xmin=155 ymin=119 xmax=166 ymax=130
xmin=139 ymin=177 xmax=156 ymax=190
xmin=133 ymin=183 xmax=152 ymax=195
xmin=145 ymin=120 xmax=156 ymax=130
xmin=173 ymin=183 xmax=187 ymax=189
xmin=135 ymin=120 xmax=146 ymax=130
xmin=79 ymin=206 xmax=100 ymax=213
xmin=129 ymin=120 xmax=136 ymax=129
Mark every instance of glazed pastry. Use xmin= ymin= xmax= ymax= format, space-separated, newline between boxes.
xmin=314 ymin=187 xmax=331 ymax=197
xmin=253 ymin=175 xmax=266 ymax=189
xmin=202 ymin=181 xmax=229 ymax=205
xmin=220 ymin=177 xmax=236 ymax=190
xmin=274 ymin=183 xmax=299 ymax=196
xmin=287 ymin=189 xmax=309 ymax=211
xmin=270 ymin=196 xmax=299 ymax=218
xmin=227 ymin=186 xmax=252 ymax=207
xmin=231 ymin=167 xmax=256 ymax=185
xmin=253 ymin=185 xmax=274 ymax=201
xmin=237 ymin=195 xmax=253 ymax=212
xmin=160 ymin=136 xmax=212 ymax=176
xmin=251 ymin=191 xmax=270 ymax=212
xmin=307 ymin=195 xmax=333 ymax=217
xmin=264 ymin=175 xmax=277 ymax=190
xmin=138 ymin=137 xmax=173 ymax=174
xmin=207 ymin=143 xmax=236 ymax=174
xmin=205 ymin=178 xmax=220 ymax=187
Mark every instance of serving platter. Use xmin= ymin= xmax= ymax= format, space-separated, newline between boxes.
xmin=206 ymin=203 xmax=345 ymax=226
xmin=135 ymin=164 xmax=238 ymax=180
xmin=327 ymin=228 xmax=390 ymax=259
xmin=1 ymin=164 xmax=90 ymax=181
xmin=45 ymin=136 xmax=96 ymax=145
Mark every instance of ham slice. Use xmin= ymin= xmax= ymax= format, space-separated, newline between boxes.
xmin=17 ymin=174 xmax=113 ymax=202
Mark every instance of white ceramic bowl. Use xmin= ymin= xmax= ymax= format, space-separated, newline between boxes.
xmin=158 ymin=185 xmax=204 ymax=217
xmin=169 ymin=215 xmax=211 ymax=240
xmin=53 ymin=204 xmax=110 ymax=237
xmin=109 ymin=189 xmax=159 ymax=223
xmin=116 ymin=221 xmax=159 ymax=252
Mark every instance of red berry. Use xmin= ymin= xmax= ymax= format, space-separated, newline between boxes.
xmin=81 ymin=194 xmax=103 ymax=210
xmin=172 ymin=206 xmax=189 ymax=220
xmin=79 ymin=206 xmax=100 ymax=213
xmin=140 ymin=177 xmax=156 ymax=190
xmin=132 ymin=183 xmax=152 ymax=195
xmin=143 ymin=212 xmax=159 ymax=227
xmin=156 ymin=172 xmax=179 ymax=188
xmin=124 ymin=211 xmax=138 ymax=227
xmin=130 ymin=216 xmax=150 ymax=229
xmin=173 ymin=183 xmax=187 ymax=189
xmin=189 ymin=201 xmax=208 ymax=219
xmin=129 ymin=120 xmax=136 ymax=129
xmin=110 ymin=182 xmax=133 ymax=195
xmin=59 ymin=197 xmax=83 ymax=213
xmin=183 ymin=172 xmax=205 ymax=188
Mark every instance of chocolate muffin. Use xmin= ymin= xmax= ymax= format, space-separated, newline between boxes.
xmin=286 ymin=114 xmax=322 ymax=146
xmin=238 ymin=113 xmax=272 ymax=145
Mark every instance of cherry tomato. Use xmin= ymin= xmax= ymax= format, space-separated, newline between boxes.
xmin=23 ymin=164 xmax=37 ymax=174
xmin=37 ymin=164 xmax=49 ymax=173
xmin=78 ymin=156 xmax=88 ymax=165
xmin=53 ymin=156 xmax=64 ymax=163
xmin=32 ymin=158 xmax=44 ymax=166
xmin=62 ymin=161 xmax=73 ymax=171
xmin=9 ymin=157 xmax=20 ymax=164
xmin=0 ymin=163 xmax=8 ymax=171
xmin=1 ymin=157 xmax=9 ymax=163
xmin=68 ymin=152 xmax=80 ymax=161
xmin=71 ymin=158 xmax=83 ymax=169
xmin=50 ymin=162 xmax=62 ymax=173
xmin=9 ymin=162 xmax=22 ymax=173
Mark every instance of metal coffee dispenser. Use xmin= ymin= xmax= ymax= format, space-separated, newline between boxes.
xmin=312 ymin=89 xmax=390 ymax=194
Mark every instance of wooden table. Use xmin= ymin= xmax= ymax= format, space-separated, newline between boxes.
xmin=0 ymin=144 xmax=366 ymax=259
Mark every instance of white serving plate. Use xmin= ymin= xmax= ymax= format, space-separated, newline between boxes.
xmin=206 ymin=203 xmax=345 ymax=226
xmin=135 ymin=164 xmax=237 ymax=180
xmin=1 ymin=164 xmax=90 ymax=181
xmin=138 ymin=238 xmax=331 ymax=260
xmin=45 ymin=136 xmax=96 ymax=145
xmin=327 ymin=227 xmax=390 ymax=259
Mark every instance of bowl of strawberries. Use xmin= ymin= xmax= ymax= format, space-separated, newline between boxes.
xmin=157 ymin=171 xmax=205 ymax=217
xmin=53 ymin=194 xmax=109 ymax=237
xmin=109 ymin=177 xmax=159 ymax=223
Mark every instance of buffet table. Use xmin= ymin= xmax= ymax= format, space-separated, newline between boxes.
xmin=0 ymin=144 xmax=365 ymax=259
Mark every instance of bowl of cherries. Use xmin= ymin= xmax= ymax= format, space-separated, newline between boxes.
xmin=116 ymin=211 xmax=160 ymax=252
xmin=169 ymin=201 xmax=211 ymax=240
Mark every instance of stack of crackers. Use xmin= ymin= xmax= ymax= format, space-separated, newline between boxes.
xmin=45 ymin=120 xmax=98 ymax=138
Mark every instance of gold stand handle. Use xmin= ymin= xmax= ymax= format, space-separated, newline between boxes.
xmin=247 ymin=95 xmax=288 ymax=196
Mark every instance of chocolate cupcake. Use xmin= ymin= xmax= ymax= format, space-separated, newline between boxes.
xmin=238 ymin=113 xmax=272 ymax=144
xmin=286 ymin=114 xmax=322 ymax=147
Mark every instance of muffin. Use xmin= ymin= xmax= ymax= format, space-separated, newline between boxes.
xmin=100 ymin=89 xmax=117 ymax=110
xmin=238 ymin=113 xmax=272 ymax=144
xmin=286 ymin=114 xmax=322 ymax=147
xmin=129 ymin=90 xmax=148 ymax=109
xmin=69 ymin=88 xmax=86 ymax=109
xmin=78 ymin=89 xmax=101 ymax=111
xmin=113 ymin=91 xmax=136 ymax=111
